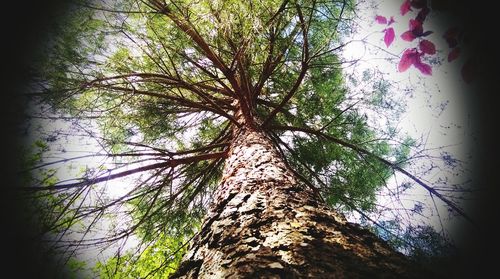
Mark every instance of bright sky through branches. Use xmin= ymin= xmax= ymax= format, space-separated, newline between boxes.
xmin=340 ymin=0 xmax=478 ymax=247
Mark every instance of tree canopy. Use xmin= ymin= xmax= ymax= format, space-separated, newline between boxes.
xmin=19 ymin=0 xmax=477 ymax=277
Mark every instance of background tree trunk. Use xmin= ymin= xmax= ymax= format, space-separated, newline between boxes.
xmin=172 ymin=126 xmax=422 ymax=278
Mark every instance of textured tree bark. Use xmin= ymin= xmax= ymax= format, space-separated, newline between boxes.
xmin=171 ymin=125 xmax=422 ymax=278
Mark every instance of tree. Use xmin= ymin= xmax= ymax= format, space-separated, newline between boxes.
xmin=21 ymin=0 xmax=475 ymax=277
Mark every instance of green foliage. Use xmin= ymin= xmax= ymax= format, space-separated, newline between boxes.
xmin=95 ymin=230 xmax=197 ymax=278
xmin=19 ymin=140 xmax=76 ymax=233
xmin=67 ymin=257 xmax=88 ymax=278
xmin=126 ymin=180 xmax=204 ymax=242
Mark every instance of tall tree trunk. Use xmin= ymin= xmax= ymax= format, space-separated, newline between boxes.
xmin=171 ymin=125 xmax=421 ymax=278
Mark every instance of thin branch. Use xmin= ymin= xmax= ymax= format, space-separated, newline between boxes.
xmin=270 ymin=125 xmax=476 ymax=227
xmin=253 ymin=22 xmax=302 ymax=100
xmin=92 ymin=85 xmax=240 ymax=126
xmin=22 ymin=152 xmax=226 ymax=191
xmin=264 ymin=0 xmax=290 ymax=28
xmin=261 ymin=5 xmax=309 ymax=128
xmin=319 ymin=100 xmax=362 ymax=132
xmin=147 ymin=0 xmax=244 ymax=96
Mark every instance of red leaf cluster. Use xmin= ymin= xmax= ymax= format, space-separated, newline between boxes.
xmin=397 ymin=0 xmax=434 ymax=76
xmin=395 ymin=0 xmax=473 ymax=82
xmin=443 ymin=27 xmax=463 ymax=64
xmin=401 ymin=19 xmax=432 ymax=41
xmin=398 ymin=48 xmax=432 ymax=75
xmin=442 ymin=27 xmax=474 ymax=83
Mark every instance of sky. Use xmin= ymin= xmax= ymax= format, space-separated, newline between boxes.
xmin=339 ymin=0 xmax=478 ymax=246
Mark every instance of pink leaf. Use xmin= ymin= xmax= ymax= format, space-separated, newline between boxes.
xmin=388 ymin=16 xmax=395 ymax=25
xmin=384 ymin=28 xmax=395 ymax=47
xmin=443 ymin=27 xmax=459 ymax=48
xmin=414 ymin=60 xmax=432 ymax=75
xmin=400 ymin=0 xmax=412 ymax=15
xmin=443 ymin=27 xmax=459 ymax=39
xmin=398 ymin=49 xmax=417 ymax=72
xmin=401 ymin=31 xmax=416 ymax=41
xmin=409 ymin=19 xmax=423 ymax=35
xmin=414 ymin=54 xmax=432 ymax=75
xmin=375 ymin=15 xmax=387 ymax=24
xmin=416 ymin=7 xmax=430 ymax=22
xmin=447 ymin=47 xmax=460 ymax=62
xmin=419 ymin=40 xmax=436 ymax=54
xmin=461 ymin=59 xmax=475 ymax=83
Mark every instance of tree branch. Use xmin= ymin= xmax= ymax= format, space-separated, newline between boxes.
xmin=91 ymin=84 xmax=240 ymax=126
xmin=22 ymin=152 xmax=226 ymax=191
xmin=261 ymin=5 xmax=309 ymax=128
xmin=270 ymin=125 xmax=476 ymax=226
xmin=253 ymin=21 xmax=301 ymax=101
xmin=147 ymin=0 xmax=245 ymax=98
xmin=265 ymin=0 xmax=290 ymax=28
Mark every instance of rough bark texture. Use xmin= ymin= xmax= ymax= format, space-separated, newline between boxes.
xmin=171 ymin=126 xmax=422 ymax=278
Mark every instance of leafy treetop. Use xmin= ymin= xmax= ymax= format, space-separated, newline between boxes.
xmin=23 ymin=0 xmax=471 ymax=276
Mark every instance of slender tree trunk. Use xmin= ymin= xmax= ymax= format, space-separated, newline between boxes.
xmin=171 ymin=125 xmax=421 ymax=278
